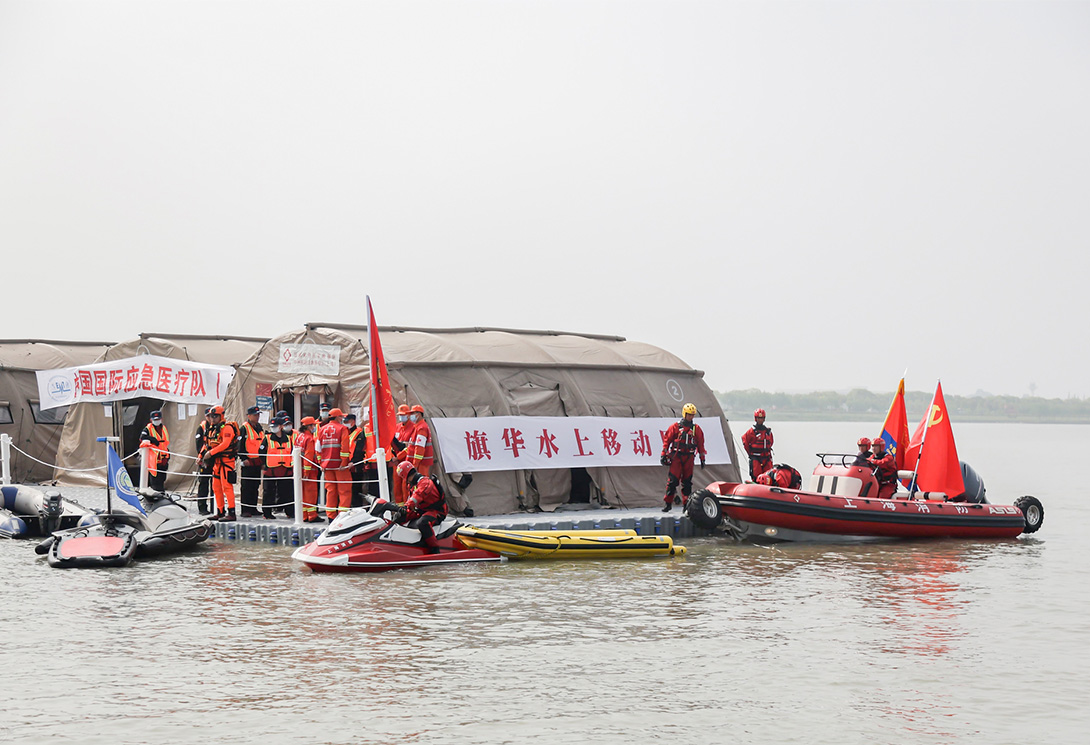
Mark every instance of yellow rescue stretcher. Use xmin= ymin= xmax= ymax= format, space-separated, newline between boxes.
xmin=455 ymin=526 xmax=686 ymax=559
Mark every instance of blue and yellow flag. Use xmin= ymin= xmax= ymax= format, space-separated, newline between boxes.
xmin=107 ymin=443 xmax=146 ymax=515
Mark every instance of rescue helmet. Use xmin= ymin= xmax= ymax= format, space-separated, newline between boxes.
xmin=871 ymin=438 xmax=887 ymax=451
xmin=396 ymin=461 xmax=416 ymax=480
xmin=209 ymin=405 xmax=225 ymax=417
xmin=328 ymin=408 xmax=344 ymax=418
xmin=410 ymin=405 xmax=425 ymax=415
xmin=857 ymin=437 xmax=871 ymax=447
xmin=397 ymin=404 xmax=410 ymax=415
xmin=682 ymin=403 xmax=697 ymax=416
xmin=754 ymin=408 xmax=766 ymax=419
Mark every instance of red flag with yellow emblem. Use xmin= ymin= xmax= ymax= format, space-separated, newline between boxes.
xmin=903 ymin=382 xmax=964 ymax=497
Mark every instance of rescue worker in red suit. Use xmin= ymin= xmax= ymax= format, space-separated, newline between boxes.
xmin=391 ymin=404 xmax=414 ymax=500
xmin=259 ymin=416 xmax=295 ymax=519
xmin=199 ymin=406 xmax=240 ymax=522
xmin=405 ymin=404 xmax=434 ymax=476
xmin=319 ymin=408 xmax=352 ymax=521
xmin=296 ymin=416 xmax=321 ymax=522
xmin=742 ymin=409 xmax=774 ymax=481
xmin=869 ymin=437 xmax=898 ymax=499
xmin=660 ymin=403 xmax=706 ymax=512
xmin=388 ymin=461 xmax=448 ymax=554
xmin=139 ymin=410 xmax=170 ymax=493
xmin=853 ymin=437 xmax=872 ymax=467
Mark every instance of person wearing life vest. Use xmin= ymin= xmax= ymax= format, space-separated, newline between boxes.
xmin=659 ymin=403 xmax=706 ymax=512
xmin=296 ymin=416 xmax=321 ymax=522
xmin=405 ymin=404 xmax=434 ymax=476
xmin=392 ymin=404 xmax=414 ymax=500
xmin=139 ymin=410 xmax=170 ymax=492
xmin=193 ymin=407 xmax=213 ymax=514
xmin=853 ymin=437 xmax=873 ymax=467
xmin=344 ymin=413 xmax=367 ymax=508
xmin=259 ymin=416 xmax=295 ymax=519
xmin=742 ymin=409 xmax=774 ymax=481
xmin=238 ymin=406 xmax=265 ymax=517
xmin=199 ymin=405 xmax=240 ymax=522
xmin=389 ymin=461 xmax=447 ymax=554
xmin=869 ymin=437 xmax=898 ymax=499
xmin=319 ymin=408 xmax=352 ymax=521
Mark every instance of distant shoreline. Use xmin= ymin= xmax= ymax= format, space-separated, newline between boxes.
xmin=723 ymin=412 xmax=1090 ymax=425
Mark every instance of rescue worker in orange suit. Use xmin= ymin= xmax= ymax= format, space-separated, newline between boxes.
xmin=344 ymin=413 xmax=367 ymax=508
xmin=391 ymin=404 xmax=414 ymax=501
xmin=742 ymin=408 xmax=774 ymax=481
xmin=869 ymin=437 xmax=898 ymax=499
xmin=199 ymin=405 xmax=240 ymax=522
xmin=238 ymin=406 xmax=264 ymax=517
xmin=259 ymin=416 xmax=295 ymax=519
xmin=659 ymin=403 xmax=706 ymax=512
xmin=193 ymin=407 xmax=213 ymax=514
xmin=405 ymin=404 xmax=434 ymax=476
xmin=139 ymin=410 xmax=170 ymax=493
xmin=319 ymin=408 xmax=352 ymax=521
xmin=296 ymin=416 xmax=321 ymax=522
xmin=388 ymin=462 xmax=448 ymax=554
xmin=853 ymin=437 xmax=873 ymax=466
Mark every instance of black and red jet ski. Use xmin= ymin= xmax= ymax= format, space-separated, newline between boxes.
xmin=292 ymin=502 xmax=502 ymax=573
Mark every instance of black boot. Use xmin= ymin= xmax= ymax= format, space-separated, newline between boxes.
xmin=661 ymin=502 xmax=672 ymax=513
xmin=218 ymin=509 xmax=237 ymax=522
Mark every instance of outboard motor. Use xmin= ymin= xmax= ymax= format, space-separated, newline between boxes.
xmin=37 ymin=490 xmax=65 ymax=534
xmin=954 ymin=461 xmax=987 ymax=503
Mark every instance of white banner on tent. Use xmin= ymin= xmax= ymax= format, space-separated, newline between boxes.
xmin=432 ymin=416 xmax=730 ymax=473
xmin=277 ymin=343 xmax=340 ymax=375
xmin=35 ymin=355 xmax=236 ymax=410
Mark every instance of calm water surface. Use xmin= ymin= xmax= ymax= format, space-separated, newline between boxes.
xmin=2 ymin=422 xmax=1087 ymax=744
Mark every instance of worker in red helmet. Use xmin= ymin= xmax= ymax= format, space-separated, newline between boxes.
xmin=853 ymin=437 xmax=873 ymax=466
xmin=296 ymin=416 xmax=321 ymax=522
xmin=391 ymin=404 xmax=414 ymax=500
xmin=199 ymin=405 xmax=240 ymax=521
xmin=319 ymin=408 xmax=352 ymax=521
xmin=869 ymin=438 xmax=898 ymax=499
xmin=659 ymin=403 xmax=706 ymax=512
xmin=386 ymin=461 xmax=447 ymax=554
xmin=405 ymin=404 xmax=434 ymax=476
xmin=741 ymin=408 xmax=774 ymax=481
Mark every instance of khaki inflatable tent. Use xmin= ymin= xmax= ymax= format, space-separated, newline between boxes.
xmin=0 ymin=340 xmax=114 ymax=483
xmin=224 ymin=323 xmax=740 ymax=515
xmin=54 ymin=333 xmax=266 ymax=488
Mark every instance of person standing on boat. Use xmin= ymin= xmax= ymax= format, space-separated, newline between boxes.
xmin=742 ymin=409 xmax=774 ymax=481
xmin=406 ymin=404 xmax=434 ymax=476
xmin=259 ymin=416 xmax=295 ymax=519
xmin=319 ymin=408 xmax=353 ymax=521
xmin=200 ymin=406 xmax=240 ymax=521
xmin=853 ymin=437 xmax=872 ymax=466
xmin=238 ymin=406 xmax=265 ymax=518
xmin=193 ymin=407 xmax=214 ymax=514
xmin=296 ymin=416 xmax=321 ymax=522
xmin=869 ymin=438 xmax=898 ymax=499
xmin=660 ymin=403 xmax=706 ymax=512
xmin=139 ymin=410 xmax=170 ymax=493
xmin=392 ymin=461 xmax=447 ymax=554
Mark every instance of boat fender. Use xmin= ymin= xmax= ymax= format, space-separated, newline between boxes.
xmin=34 ymin=536 xmax=55 ymax=555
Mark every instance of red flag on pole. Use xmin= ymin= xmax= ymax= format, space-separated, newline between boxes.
xmin=877 ymin=377 xmax=910 ymax=471
xmin=903 ymin=382 xmax=964 ymax=497
xmin=366 ymin=297 xmax=397 ymax=462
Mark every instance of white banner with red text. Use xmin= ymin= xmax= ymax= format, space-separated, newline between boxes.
xmin=432 ymin=416 xmax=730 ymax=473
xmin=36 ymin=355 xmax=236 ymax=410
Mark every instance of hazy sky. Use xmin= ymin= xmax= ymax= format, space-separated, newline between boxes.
xmin=2 ymin=1 xmax=1088 ymax=399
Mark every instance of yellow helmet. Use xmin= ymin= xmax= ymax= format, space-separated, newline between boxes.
xmin=682 ymin=403 xmax=697 ymax=416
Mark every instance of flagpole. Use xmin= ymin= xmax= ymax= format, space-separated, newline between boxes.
xmin=97 ymin=436 xmax=119 ymax=515
xmin=907 ymin=383 xmax=938 ymax=496
xmin=367 ymin=297 xmax=392 ymax=504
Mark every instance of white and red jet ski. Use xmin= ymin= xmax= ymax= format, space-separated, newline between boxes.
xmin=291 ymin=502 xmax=502 ymax=573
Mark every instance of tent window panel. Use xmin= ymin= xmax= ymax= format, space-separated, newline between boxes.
xmin=122 ymin=404 xmax=141 ymax=427
xmin=29 ymin=402 xmax=68 ymax=425
xmin=0 ymin=405 xmax=12 ymax=425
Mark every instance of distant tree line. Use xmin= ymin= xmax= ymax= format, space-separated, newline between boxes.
xmin=717 ymin=388 xmax=1090 ymax=423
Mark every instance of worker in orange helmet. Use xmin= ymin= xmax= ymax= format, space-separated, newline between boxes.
xmin=869 ymin=438 xmax=898 ymax=500
xmin=199 ymin=405 xmax=240 ymax=521
xmin=296 ymin=416 xmax=321 ymax=522
xmin=391 ymin=404 xmax=414 ymax=500
xmin=853 ymin=437 xmax=872 ymax=466
xmin=388 ymin=461 xmax=448 ymax=554
xmin=318 ymin=408 xmax=353 ymax=521
xmin=741 ymin=408 xmax=774 ymax=481
xmin=405 ymin=404 xmax=434 ymax=476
